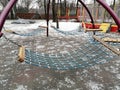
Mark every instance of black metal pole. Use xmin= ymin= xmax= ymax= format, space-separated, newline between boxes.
xmin=56 ymin=0 xmax=59 ymax=28
xmin=46 ymin=0 xmax=50 ymax=37
xmin=78 ymin=0 xmax=95 ymax=35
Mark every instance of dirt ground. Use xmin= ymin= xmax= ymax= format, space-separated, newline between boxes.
xmin=0 ymin=20 xmax=120 ymax=90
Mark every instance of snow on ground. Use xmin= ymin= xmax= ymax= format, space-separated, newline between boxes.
xmin=4 ymin=20 xmax=81 ymax=33
xmin=51 ymin=21 xmax=80 ymax=31
xmin=0 ymin=20 xmax=120 ymax=90
xmin=4 ymin=20 xmax=46 ymax=32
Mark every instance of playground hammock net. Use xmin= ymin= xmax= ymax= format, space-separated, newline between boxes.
xmin=0 ymin=22 xmax=120 ymax=70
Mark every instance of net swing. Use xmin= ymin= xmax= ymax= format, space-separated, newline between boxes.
xmin=18 ymin=32 xmax=119 ymax=70
xmin=1 ymin=28 xmax=119 ymax=70
xmin=23 ymin=38 xmax=117 ymax=70
xmin=1 ymin=22 xmax=119 ymax=70
xmin=1 ymin=23 xmax=120 ymax=70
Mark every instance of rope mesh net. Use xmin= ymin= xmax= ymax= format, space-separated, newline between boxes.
xmin=0 ymin=25 xmax=120 ymax=70
xmin=25 ymin=42 xmax=115 ymax=70
xmin=0 ymin=35 xmax=19 ymax=66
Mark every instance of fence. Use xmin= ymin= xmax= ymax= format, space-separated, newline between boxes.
xmin=15 ymin=4 xmax=120 ymax=21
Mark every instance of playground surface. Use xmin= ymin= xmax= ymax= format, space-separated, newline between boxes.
xmin=0 ymin=20 xmax=120 ymax=90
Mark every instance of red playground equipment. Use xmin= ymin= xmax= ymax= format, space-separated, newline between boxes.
xmin=58 ymin=7 xmax=80 ymax=21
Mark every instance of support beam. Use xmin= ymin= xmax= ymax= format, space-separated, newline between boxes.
xmin=18 ymin=46 xmax=25 ymax=62
xmin=102 ymin=37 xmax=120 ymax=43
xmin=93 ymin=35 xmax=120 ymax=56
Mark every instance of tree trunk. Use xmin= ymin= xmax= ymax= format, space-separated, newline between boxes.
xmin=97 ymin=3 xmax=100 ymax=20
xmin=93 ymin=0 xmax=96 ymax=22
xmin=76 ymin=0 xmax=79 ymax=16
xmin=112 ymin=0 xmax=116 ymax=10
xmin=56 ymin=0 xmax=59 ymax=28
xmin=109 ymin=0 xmax=116 ymax=19
xmin=10 ymin=5 xmax=17 ymax=19
xmin=52 ymin=0 xmax=56 ymax=22
xmin=44 ymin=0 xmax=47 ymax=19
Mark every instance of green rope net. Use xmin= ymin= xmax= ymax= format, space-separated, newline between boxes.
xmin=24 ymin=38 xmax=117 ymax=70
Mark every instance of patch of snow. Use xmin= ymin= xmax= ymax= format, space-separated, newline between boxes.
xmin=65 ymin=77 xmax=75 ymax=85
xmin=24 ymin=74 xmax=29 ymax=78
xmin=37 ymin=45 xmax=45 ymax=49
xmin=15 ymin=85 xmax=27 ymax=90
xmin=86 ymin=80 xmax=104 ymax=90
xmin=109 ymin=66 xmax=119 ymax=74
xmin=4 ymin=20 xmax=46 ymax=33
xmin=51 ymin=22 xmax=80 ymax=31
xmin=116 ymin=74 xmax=120 ymax=79
xmin=60 ymin=51 xmax=69 ymax=54
xmin=0 ymin=79 xmax=8 ymax=85
xmin=58 ymin=81 xmax=72 ymax=88
xmin=114 ymin=86 xmax=120 ymax=90
xmin=42 ymin=80 xmax=48 ymax=85
xmin=104 ymin=66 xmax=119 ymax=74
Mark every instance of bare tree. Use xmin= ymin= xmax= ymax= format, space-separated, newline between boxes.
xmin=0 ymin=0 xmax=17 ymax=19
xmin=52 ymin=0 xmax=56 ymax=22
xmin=17 ymin=0 xmax=32 ymax=13
xmin=0 ymin=0 xmax=8 ymax=7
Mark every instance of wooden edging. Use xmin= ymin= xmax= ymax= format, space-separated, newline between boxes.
xmin=4 ymin=30 xmax=16 ymax=34
xmin=93 ymin=35 xmax=120 ymax=56
xmin=102 ymin=37 xmax=120 ymax=43
xmin=18 ymin=46 xmax=25 ymax=62
xmin=39 ymin=25 xmax=48 ymax=28
xmin=85 ymin=28 xmax=102 ymax=33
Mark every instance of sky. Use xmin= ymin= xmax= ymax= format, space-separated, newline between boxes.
xmin=0 ymin=0 xmax=117 ymax=10
xmin=87 ymin=0 xmax=116 ymax=5
xmin=63 ymin=0 xmax=117 ymax=5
